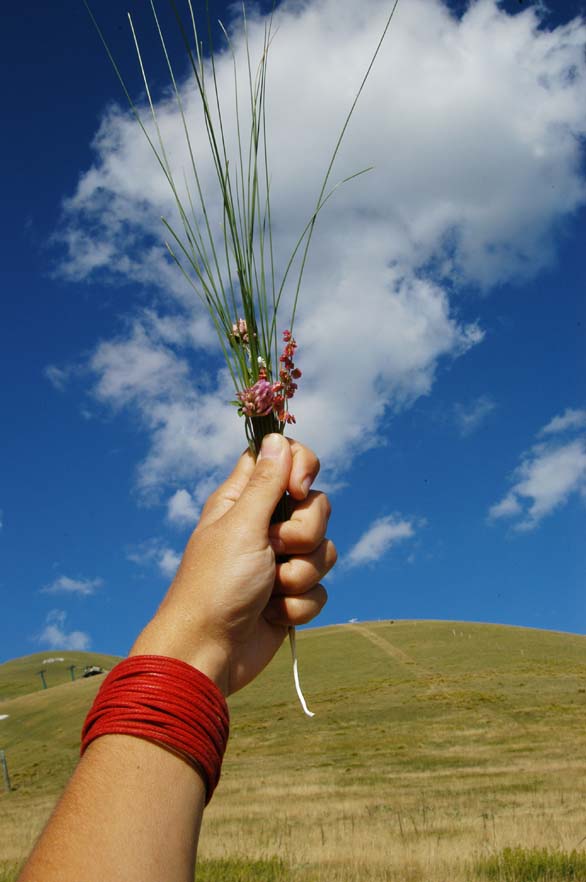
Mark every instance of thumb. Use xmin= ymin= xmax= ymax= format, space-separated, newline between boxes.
xmin=231 ymin=433 xmax=291 ymax=533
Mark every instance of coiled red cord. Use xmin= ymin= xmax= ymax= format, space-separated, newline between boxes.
xmin=81 ymin=655 xmax=230 ymax=804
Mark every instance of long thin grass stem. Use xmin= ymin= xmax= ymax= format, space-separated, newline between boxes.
xmin=85 ymin=0 xmax=400 ymax=714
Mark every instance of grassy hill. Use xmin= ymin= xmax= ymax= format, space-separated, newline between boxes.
xmin=0 ymin=650 xmax=121 ymax=701
xmin=1 ymin=621 xmax=585 ymax=881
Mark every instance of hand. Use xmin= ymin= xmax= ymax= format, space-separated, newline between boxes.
xmin=130 ymin=434 xmax=336 ymax=695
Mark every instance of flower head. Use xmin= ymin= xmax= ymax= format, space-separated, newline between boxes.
xmin=236 ymin=379 xmax=275 ymax=418
xmin=231 ymin=318 xmax=250 ymax=346
xmin=235 ymin=330 xmax=301 ymax=425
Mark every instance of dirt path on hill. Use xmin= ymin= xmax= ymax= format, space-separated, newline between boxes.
xmin=348 ymin=623 xmax=429 ymax=676
xmin=349 ymin=623 xmax=527 ymax=732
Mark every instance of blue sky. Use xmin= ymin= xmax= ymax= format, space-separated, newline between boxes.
xmin=1 ymin=0 xmax=585 ymax=663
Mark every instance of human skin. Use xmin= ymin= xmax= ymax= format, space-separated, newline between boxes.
xmin=18 ymin=434 xmax=336 ymax=882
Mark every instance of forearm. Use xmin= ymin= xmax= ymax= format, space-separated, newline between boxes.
xmin=18 ymin=734 xmax=205 ymax=882
xmin=17 ymin=437 xmax=331 ymax=881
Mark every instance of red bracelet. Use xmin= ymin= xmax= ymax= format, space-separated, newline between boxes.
xmin=81 ymin=655 xmax=230 ymax=804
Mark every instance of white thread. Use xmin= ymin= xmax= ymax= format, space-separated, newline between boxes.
xmin=288 ymin=626 xmax=315 ymax=717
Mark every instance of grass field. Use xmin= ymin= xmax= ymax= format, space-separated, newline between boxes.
xmin=1 ymin=621 xmax=585 ymax=881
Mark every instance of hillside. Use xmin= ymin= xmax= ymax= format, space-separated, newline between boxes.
xmin=0 ymin=651 xmax=121 ymax=701
xmin=1 ymin=621 xmax=586 ymax=881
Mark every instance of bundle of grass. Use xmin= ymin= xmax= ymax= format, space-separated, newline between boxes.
xmin=85 ymin=0 xmax=400 ymax=713
xmin=475 ymin=846 xmax=586 ymax=881
xmin=196 ymin=856 xmax=289 ymax=882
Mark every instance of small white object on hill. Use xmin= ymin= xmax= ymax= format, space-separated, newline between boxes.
xmin=43 ymin=657 xmax=65 ymax=664
xmin=0 ymin=715 xmax=9 ymax=721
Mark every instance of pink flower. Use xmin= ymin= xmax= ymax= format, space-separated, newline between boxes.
xmin=235 ymin=330 xmax=301 ymax=425
xmin=236 ymin=379 xmax=274 ymax=417
xmin=270 ymin=330 xmax=301 ymax=423
xmin=231 ymin=318 xmax=249 ymax=345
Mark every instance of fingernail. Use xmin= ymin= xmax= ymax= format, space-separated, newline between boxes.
xmin=259 ymin=433 xmax=285 ymax=460
xmin=301 ymin=476 xmax=312 ymax=497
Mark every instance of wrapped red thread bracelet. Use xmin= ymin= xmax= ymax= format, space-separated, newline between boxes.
xmin=80 ymin=655 xmax=230 ymax=804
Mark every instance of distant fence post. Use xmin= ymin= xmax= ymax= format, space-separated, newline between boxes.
xmin=0 ymin=749 xmax=11 ymax=793
xmin=37 ymin=670 xmax=47 ymax=690
xmin=67 ymin=665 xmax=76 ymax=682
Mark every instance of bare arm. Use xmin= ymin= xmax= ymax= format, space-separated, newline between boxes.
xmin=18 ymin=435 xmax=336 ymax=882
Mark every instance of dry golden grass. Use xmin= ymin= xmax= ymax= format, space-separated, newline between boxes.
xmin=199 ymin=758 xmax=586 ymax=880
xmin=2 ymin=621 xmax=586 ymax=881
xmin=0 ymin=794 xmax=54 ymax=864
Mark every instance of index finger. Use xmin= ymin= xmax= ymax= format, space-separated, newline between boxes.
xmin=269 ymin=490 xmax=332 ymax=555
xmin=285 ymin=437 xmax=321 ymax=501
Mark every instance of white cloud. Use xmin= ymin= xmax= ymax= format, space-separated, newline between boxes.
xmin=158 ymin=548 xmax=182 ymax=579
xmin=44 ymin=364 xmax=72 ymax=391
xmin=344 ymin=515 xmax=415 ymax=568
xmin=58 ymin=0 xmax=586 ymax=289
xmin=37 ymin=610 xmax=91 ymax=652
xmin=88 ymin=321 xmax=242 ymax=495
xmin=489 ymin=409 xmax=586 ymax=530
xmin=540 ymin=408 xmax=586 ymax=436
xmin=41 ymin=575 xmax=103 ymax=596
xmin=488 ymin=493 xmax=522 ymax=521
xmin=127 ymin=538 xmax=182 ymax=579
xmin=90 ymin=322 xmax=191 ymax=410
xmin=167 ymin=489 xmax=200 ymax=527
xmin=85 ymin=273 xmax=480 ymax=497
xmin=54 ymin=0 xmax=586 ymax=498
xmin=454 ymin=396 xmax=497 ymax=437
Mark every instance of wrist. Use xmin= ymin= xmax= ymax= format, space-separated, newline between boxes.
xmin=129 ymin=616 xmax=230 ymax=696
xmin=81 ymin=655 xmax=230 ymax=805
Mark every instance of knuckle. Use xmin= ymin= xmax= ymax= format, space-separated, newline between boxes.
xmin=316 ymin=584 xmax=328 ymax=607
xmin=200 ymin=490 xmax=218 ymax=516
xmin=328 ymin=540 xmax=338 ymax=567
xmin=316 ymin=494 xmax=332 ymax=532
xmin=277 ymin=561 xmax=294 ymax=590
xmin=313 ymin=490 xmax=331 ymax=517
